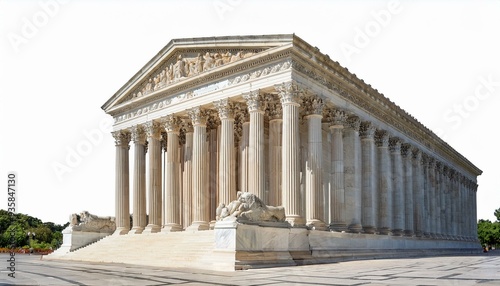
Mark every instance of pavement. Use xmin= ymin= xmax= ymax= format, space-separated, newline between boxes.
xmin=1 ymin=251 xmax=499 ymax=285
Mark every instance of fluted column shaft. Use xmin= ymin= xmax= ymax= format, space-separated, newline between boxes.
xmin=162 ymin=115 xmax=182 ymax=232
xmin=244 ymin=90 xmax=266 ymax=202
xmin=344 ymin=116 xmax=362 ymax=233
xmin=375 ymin=130 xmax=392 ymax=235
xmin=436 ymin=163 xmax=443 ymax=238
xmin=401 ymin=144 xmax=413 ymax=236
xmin=276 ymin=82 xmax=304 ymax=226
xmin=269 ymin=119 xmax=282 ymax=206
xmin=428 ymin=159 xmax=437 ymax=237
xmin=187 ymin=107 xmax=209 ymax=231
xmin=143 ymin=122 xmax=162 ymax=233
xmin=390 ymin=138 xmax=404 ymax=236
xmin=182 ymin=126 xmax=193 ymax=229
xmin=113 ymin=131 xmax=131 ymax=235
xmin=305 ymin=110 xmax=325 ymax=230
xmin=360 ymin=122 xmax=376 ymax=234
xmin=239 ymin=122 xmax=250 ymax=193
xmin=412 ymin=150 xmax=424 ymax=237
xmin=129 ymin=126 xmax=146 ymax=234
xmin=330 ymin=112 xmax=347 ymax=231
xmin=422 ymin=156 xmax=432 ymax=237
xmin=215 ymin=99 xmax=236 ymax=206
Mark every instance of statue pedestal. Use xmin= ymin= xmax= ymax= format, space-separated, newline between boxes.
xmin=52 ymin=227 xmax=113 ymax=255
xmin=214 ymin=221 xmax=307 ymax=269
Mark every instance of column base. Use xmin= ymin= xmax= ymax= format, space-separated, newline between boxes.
xmin=143 ymin=224 xmax=161 ymax=234
xmin=348 ymin=223 xmax=363 ymax=233
xmin=329 ymin=222 xmax=348 ymax=232
xmin=404 ymin=230 xmax=414 ymax=237
xmin=414 ymin=231 xmax=423 ymax=238
xmin=362 ymin=225 xmax=377 ymax=234
xmin=391 ymin=229 xmax=403 ymax=236
xmin=423 ymin=232 xmax=431 ymax=238
xmin=161 ymin=224 xmax=183 ymax=233
xmin=128 ymin=227 xmax=145 ymax=234
xmin=286 ymin=215 xmax=306 ymax=227
xmin=377 ymin=227 xmax=391 ymax=235
xmin=186 ymin=221 xmax=209 ymax=232
xmin=113 ymin=227 xmax=130 ymax=236
xmin=307 ymin=219 xmax=327 ymax=231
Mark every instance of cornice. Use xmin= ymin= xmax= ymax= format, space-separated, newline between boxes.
xmin=289 ymin=40 xmax=482 ymax=177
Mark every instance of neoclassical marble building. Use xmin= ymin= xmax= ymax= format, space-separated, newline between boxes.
xmin=102 ymin=34 xmax=481 ymax=245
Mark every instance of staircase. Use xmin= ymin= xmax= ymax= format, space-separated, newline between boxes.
xmin=47 ymin=230 xmax=235 ymax=271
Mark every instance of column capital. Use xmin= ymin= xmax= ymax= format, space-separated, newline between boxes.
xmin=374 ymin=130 xmax=389 ymax=147
xmin=144 ymin=121 xmax=162 ymax=140
xmin=130 ymin=125 xmax=146 ymax=145
xmin=345 ymin=115 xmax=361 ymax=131
xmin=359 ymin=121 xmax=376 ymax=138
xmin=436 ymin=161 xmax=444 ymax=173
xmin=266 ymin=100 xmax=283 ymax=120
xmin=182 ymin=120 xmax=194 ymax=133
xmin=275 ymin=81 xmax=302 ymax=105
xmin=412 ymin=148 xmax=422 ymax=162
xmin=302 ymin=95 xmax=324 ymax=116
xmin=326 ymin=108 xmax=347 ymax=128
xmin=188 ymin=106 xmax=209 ymax=126
xmin=214 ymin=98 xmax=236 ymax=120
xmin=389 ymin=137 xmax=402 ymax=153
xmin=161 ymin=132 xmax=168 ymax=152
xmin=243 ymin=90 xmax=266 ymax=112
xmin=401 ymin=143 xmax=413 ymax=158
xmin=112 ymin=130 xmax=131 ymax=147
xmin=163 ymin=114 xmax=182 ymax=133
xmin=206 ymin=111 xmax=220 ymax=130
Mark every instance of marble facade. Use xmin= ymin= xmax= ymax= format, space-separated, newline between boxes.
xmin=102 ymin=34 xmax=481 ymax=256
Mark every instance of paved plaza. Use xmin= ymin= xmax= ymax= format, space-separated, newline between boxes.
xmin=1 ymin=251 xmax=499 ymax=285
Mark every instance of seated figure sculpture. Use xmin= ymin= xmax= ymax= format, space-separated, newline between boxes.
xmin=216 ymin=192 xmax=286 ymax=223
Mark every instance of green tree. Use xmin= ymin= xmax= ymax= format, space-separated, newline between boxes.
xmin=494 ymin=208 xmax=500 ymax=222
xmin=2 ymin=223 xmax=28 ymax=247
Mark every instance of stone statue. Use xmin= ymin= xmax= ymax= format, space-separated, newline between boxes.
xmin=217 ymin=192 xmax=286 ymax=223
xmin=173 ymin=55 xmax=186 ymax=79
xmin=69 ymin=211 xmax=116 ymax=233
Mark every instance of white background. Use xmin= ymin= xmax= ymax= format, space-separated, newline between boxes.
xmin=1 ymin=0 xmax=498 ymax=225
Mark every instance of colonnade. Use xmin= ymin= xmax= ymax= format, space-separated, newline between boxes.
xmin=111 ymin=81 xmax=478 ymax=241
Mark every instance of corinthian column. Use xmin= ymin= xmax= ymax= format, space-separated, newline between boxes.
xmin=303 ymin=95 xmax=326 ymax=230
xmin=162 ymin=115 xmax=182 ymax=232
xmin=112 ymin=130 xmax=131 ymax=235
xmin=360 ymin=121 xmax=376 ymax=234
xmin=412 ymin=149 xmax=424 ymax=237
xmin=214 ymin=99 xmax=236 ymax=206
xmin=267 ymin=100 xmax=283 ymax=207
xmin=238 ymin=111 xmax=250 ymax=194
xmin=129 ymin=126 xmax=147 ymax=234
xmin=182 ymin=122 xmax=194 ymax=229
xmin=375 ymin=130 xmax=392 ymax=235
xmin=428 ymin=158 xmax=437 ymax=238
xmin=401 ymin=143 xmax=414 ymax=237
xmin=186 ymin=107 xmax=210 ymax=231
xmin=344 ymin=116 xmax=362 ymax=233
xmin=243 ymin=90 xmax=266 ymax=202
xmin=389 ymin=137 xmax=404 ymax=236
xmin=328 ymin=109 xmax=347 ymax=232
xmin=275 ymin=82 xmax=305 ymax=226
xmin=143 ymin=121 xmax=162 ymax=234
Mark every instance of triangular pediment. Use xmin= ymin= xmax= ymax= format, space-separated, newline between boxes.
xmin=102 ymin=34 xmax=295 ymax=113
